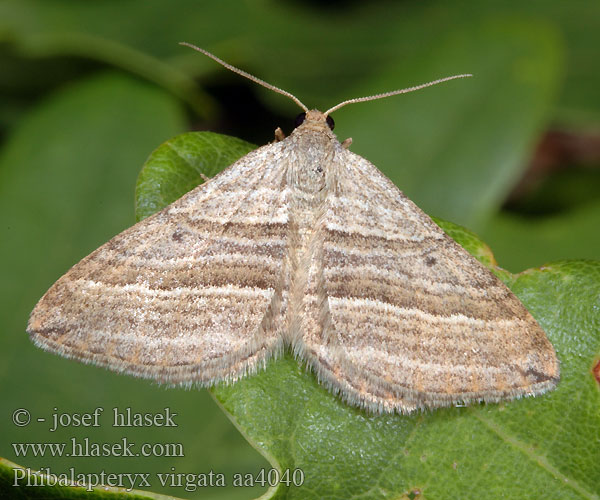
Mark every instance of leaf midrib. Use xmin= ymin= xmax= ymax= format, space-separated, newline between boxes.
xmin=473 ymin=411 xmax=598 ymax=500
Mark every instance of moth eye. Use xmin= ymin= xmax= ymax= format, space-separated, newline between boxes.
xmin=326 ymin=115 xmax=335 ymax=130
xmin=294 ymin=112 xmax=306 ymax=128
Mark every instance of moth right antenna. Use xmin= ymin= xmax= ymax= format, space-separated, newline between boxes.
xmin=325 ymin=74 xmax=472 ymax=116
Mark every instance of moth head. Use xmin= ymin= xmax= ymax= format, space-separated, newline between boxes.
xmin=294 ymin=111 xmax=335 ymax=131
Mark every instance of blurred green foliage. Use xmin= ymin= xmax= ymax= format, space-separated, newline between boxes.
xmin=1 ymin=1 xmax=599 ymax=499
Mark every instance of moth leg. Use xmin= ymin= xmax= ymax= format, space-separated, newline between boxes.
xmin=274 ymin=127 xmax=286 ymax=142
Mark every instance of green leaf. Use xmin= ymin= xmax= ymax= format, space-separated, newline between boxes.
xmin=141 ymin=132 xmax=599 ymax=499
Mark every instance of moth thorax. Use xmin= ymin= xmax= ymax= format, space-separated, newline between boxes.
xmin=288 ymin=143 xmax=331 ymax=196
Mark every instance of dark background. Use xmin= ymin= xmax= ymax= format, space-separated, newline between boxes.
xmin=1 ymin=1 xmax=599 ymax=499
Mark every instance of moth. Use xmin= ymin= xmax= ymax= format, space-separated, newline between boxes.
xmin=28 ymin=44 xmax=559 ymax=413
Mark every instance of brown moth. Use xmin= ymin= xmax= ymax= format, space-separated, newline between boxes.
xmin=27 ymin=44 xmax=559 ymax=413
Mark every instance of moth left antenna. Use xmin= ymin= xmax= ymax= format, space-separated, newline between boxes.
xmin=180 ymin=43 xmax=309 ymax=112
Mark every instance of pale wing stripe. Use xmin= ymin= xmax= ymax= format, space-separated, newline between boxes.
xmin=77 ymin=279 xmax=273 ymax=298
xmin=333 ymin=320 xmax=524 ymax=366
xmin=66 ymin=331 xmax=246 ymax=351
xmin=92 ymin=253 xmax=283 ymax=270
xmin=324 ymin=221 xmax=438 ymax=241
xmin=327 ymin=193 xmax=429 ymax=229
xmin=324 ymin=263 xmax=498 ymax=298
xmin=189 ymin=214 xmax=288 ymax=225
xmin=328 ymin=296 xmax=523 ymax=328
xmin=162 ymin=232 xmax=287 ymax=248
xmin=323 ymin=241 xmax=442 ymax=260
xmin=345 ymin=348 xmax=513 ymax=378
xmin=170 ymin=186 xmax=288 ymax=211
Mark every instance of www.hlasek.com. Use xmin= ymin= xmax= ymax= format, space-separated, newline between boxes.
xmin=13 ymin=467 xmax=305 ymax=492
xmin=12 ymin=436 xmax=184 ymax=458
